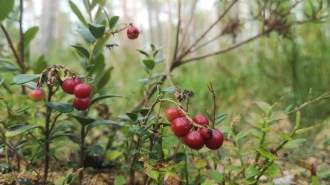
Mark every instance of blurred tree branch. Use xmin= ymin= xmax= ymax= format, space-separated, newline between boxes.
xmin=133 ymin=0 xmax=329 ymax=111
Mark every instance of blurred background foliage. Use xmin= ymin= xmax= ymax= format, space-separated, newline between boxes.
xmin=1 ymin=0 xmax=330 ymax=129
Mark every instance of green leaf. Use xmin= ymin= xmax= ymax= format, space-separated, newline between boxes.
xmin=142 ymin=59 xmax=155 ymax=70
xmin=296 ymin=124 xmax=320 ymax=134
xmin=69 ymin=0 xmax=87 ymax=26
xmin=89 ymin=23 xmax=105 ymax=39
xmin=151 ymin=72 xmax=166 ymax=79
xmin=248 ymin=113 xmax=263 ymax=128
xmin=109 ymin=16 xmax=120 ymax=30
xmin=16 ymin=106 xmax=31 ymax=114
xmin=90 ymin=94 xmax=121 ymax=107
xmin=201 ymin=180 xmax=216 ymax=185
xmin=270 ymin=112 xmax=287 ymax=121
xmin=105 ymin=150 xmax=122 ymax=161
xmin=24 ymin=27 xmax=39 ymax=48
xmin=86 ymin=120 xmax=120 ymax=134
xmin=18 ymin=178 xmax=34 ymax=185
xmin=284 ymin=104 xmax=293 ymax=113
xmin=162 ymin=135 xmax=179 ymax=149
xmin=0 ymin=78 xmax=5 ymax=86
xmin=245 ymin=166 xmax=259 ymax=178
xmin=138 ymin=78 xmax=148 ymax=84
xmin=71 ymin=45 xmax=90 ymax=58
xmin=194 ymin=159 xmax=207 ymax=169
xmin=90 ymin=54 xmax=105 ymax=75
xmin=219 ymin=126 xmax=231 ymax=134
xmin=263 ymin=163 xmax=281 ymax=178
xmin=150 ymin=44 xmax=155 ymax=51
xmin=12 ymin=74 xmax=40 ymax=84
xmin=35 ymin=55 xmax=48 ymax=74
xmin=162 ymin=86 xmax=177 ymax=93
xmin=256 ymin=101 xmax=270 ymax=112
xmin=114 ymin=175 xmax=125 ymax=185
xmin=96 ymin=67 xmax=113 ymax=89
xmin=85 ymin=145 xmax=103 ymax=155
xmin=51 ymin=133 xmax=79 ymax=140
xmin=312 ymin=175 xmax=320 ymax=185
xmin=256 ymin=147 xmax=275 ymax=160
xmin=283 ymin=139 xmax=306 ymax=149
xmin=51 ymin=124 xmax=77 ymax=135
xmin=126 ymin=113 xmax=138 ymax=122
xmin=71 ymin=115 xmax=96 ymax=126
xmin=77 ymin=28 xmax=95 ymax=43
xmin=66 ymin=172 xmax=73 ymax=184
xmin=46 ymin=102 xmax=74 ymax=113
xmin=82 ymin=0 xmax=90 ymax=12
xmin=278 ymin=131 xmax=292 ymax=141
xmin=209 ymin=170 xmax=223 ymax=183
xmin=215 ymin=114 xmax=227 ymax=125
xmin=235 ymin=129 xmax=249 ymax=140
xmin=155 ymin=58 xmax=165 ymax=63
xmin=5 ymin=125 xmax=42 ymax=137
xmin=0 ymin=63 xmax=18 ymax=72
xmin=0 ymin=0 xmax=15 ymax=22
xmin=137 ymin=49 xmax=150 ymax=58
xmin=318 ymin=168 xmax=330 ymax=178
xmin=0 ymin=163 xmax=11 ymax=169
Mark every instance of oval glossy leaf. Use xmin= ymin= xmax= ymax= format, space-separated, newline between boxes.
xmin=161 ymin=86 xmax=178 ymax=93
xmin=263 ymin=163 xmax=281 ymax=178
xmin=96 ymin=67 xmax=113 ymax=89
xmin=12 ymin=74 xmax=40 ymax=84
xmin=256 ymin=147 xmax=275 ymax=160
xmin=162 ymin=135 xmax=179 ymax=149
xmin=215 ymin=114 xmax=227 ymax=125
xmin=250 ymin=128 xmax=262 ymax=139
xmin=0 ymin=0 xmax=15 ymax=22
xmin=109 ymin=16 xmax=120 ymax=30
xmin=51 ymin=124 xmax=77 ymax=135
xmin=283 ymin=139 xmax=306 ymax=149
xmin=69 ymin=0 xmax=87 ymax=26
xmin=137 ymin=49 xmax=150 ymax=58
xmin=88 ymin=23 xmax=105 ymax=39
xmin=18 ymin=178 xmax=34 ymax=185
xmin=71 ymin=45 xmax=90 ymax=58
xmin=71 ymin=115 xmax=96 ymax=126
xmin=193 ymin=159 xmax=207 ymax=169
xmin=235 ymin=129 xmax=249 ymax=140
xmin=24 ymin=27 xmax=39 ymax=48
xmin=114 ymin=175 xmax=125 ymax=185
xmin=125 ymin=113 xmax=138 ymax=122
xmin=245 ymin=166 xmax=259 ymax=179
xmin=0 ymin=163 xmax=11 ymax=169
xmin=106 ymin=150 xmax=123 ymax=161
xmin=0 ymin=63 xmax=18 ymax=72
xmin=155 ymin=58 xmax=165 ymax=63
xmin=138 ymin=78 xmax=148 ymax=84
xmin=35 ymin=55 xmax=49 ymax=74
xmin=284 ymin=104 xmax=293 ymax=113
xmin=46 ymin=102 xmax=74 ymax=113
xmin=51 ymin=133 xmax=79 ymax=140
xmin=86 ymin=120 xmax=120 ymax=134
xmin=77 ymin=28 xmax=95 ymax=43
xmin=6 ymin=125 xmax=42 ymax=137
xmin=142 ymin=59 xmax=155 ymax=70
xmin=90 ymin=94 xmax=122 ymax=107
xmin=85 ymin=145 xmax=103 ymax=155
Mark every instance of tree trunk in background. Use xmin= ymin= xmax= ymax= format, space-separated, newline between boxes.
xmin=146 ymin=0 xmax=154 ymax=44
xmin=155 ymin=0 xmax=163 ymax=57
xmin=38 ymin=0 xmax=58 ymax=57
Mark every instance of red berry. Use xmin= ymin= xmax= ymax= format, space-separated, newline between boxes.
xmin=165 ymin=108 xmax=183 ymax=122
xmin=185 ymin=131 xmax=205 ymax=150
xmin=127 ymin=23 xmax=139 ymax=39
xmin=171 ymin=117 xmax=192 ymax=137
xmin=200 ymin=128 xmax=212 ymax=140
xmin=73 ymin=83 xmax=91 ymax=98
xmin=205 ymin=129 xmax=224 ymax=150
xmin=29 ymin=89 xmax=44 ymax=101
xmin=61 ymin=77 xmax=82 ymax=94
xmin=73 ymin=98 xmax=90 ymax=110
xmin=193 ymin=114 xmax=209 ymax=127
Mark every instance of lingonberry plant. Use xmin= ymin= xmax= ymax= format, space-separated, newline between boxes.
xmin=0 ymin=0 xmax=330 ymax=185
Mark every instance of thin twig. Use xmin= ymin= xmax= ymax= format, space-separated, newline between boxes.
xmin=172 ymin=0 xmax=181 ymax=63
xmin=181 ymin=0 xmax=238 ymax=57
xmin=0 ymin=24 xmax=23 ymax=72
xmin=180 ymin=0 xmax=198 ymax=48
xmin=0 ymin=136 xmax=47 ymax=183
xmin=19 ymin=0 xmax=26 ymax=94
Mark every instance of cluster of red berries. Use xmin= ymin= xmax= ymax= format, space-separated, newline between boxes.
xmin=61 ymin=77 xmax=91 ymax=111
xmin=166 ymin=108 xmax=224 ymax=150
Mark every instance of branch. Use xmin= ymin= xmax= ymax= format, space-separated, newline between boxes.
xmin=180 ymin=0 xmax=198 ymax=48
xmin=172 ymin=0 xmax=181 ymax=62
xmin=181 ymin=0 xmax=238 ymax=57
xmin=180 ymin=31 xmax=265 ymax=65
xmin=0 ymin=24 xmax=24 ymax=72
